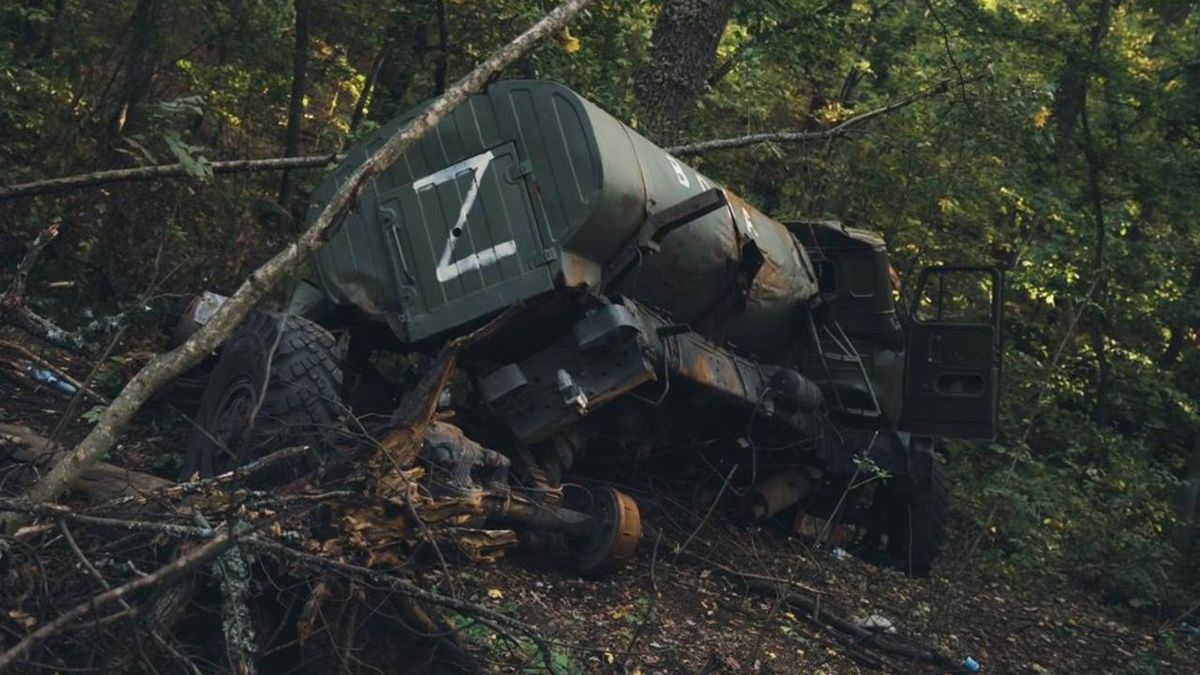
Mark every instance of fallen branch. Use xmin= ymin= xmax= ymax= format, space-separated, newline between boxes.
xmin=0 ymin=526 xmax=236 ymax=670
xmin=0 ymin=423 xmax=169 ymax=503
xmin=666 ymin=74 xmax=987 ymax=157
xmin=0 ymin=225 xmax=94 ymax=353
xmin=5 ymin=224 xmax=59 ymax=302
xmin=8 ymin=0 xmax=596 ymax=525
xmin=0 ymin=154 xmax=343 ymax=202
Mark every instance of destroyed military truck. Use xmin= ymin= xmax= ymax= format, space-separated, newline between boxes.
xmin=177 ymin=80 xmax=1004 ymax=575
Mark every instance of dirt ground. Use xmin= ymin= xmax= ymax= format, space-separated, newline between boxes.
xmin=2 ymin=325 xmax=1197 ymax=674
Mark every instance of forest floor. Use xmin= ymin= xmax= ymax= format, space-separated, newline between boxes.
xmin=1 ymin=325 xmax=1197 ymax=674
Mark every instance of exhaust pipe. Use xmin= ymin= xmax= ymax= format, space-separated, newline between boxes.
xmin=745 ymin=470 xmax=811 ymax=520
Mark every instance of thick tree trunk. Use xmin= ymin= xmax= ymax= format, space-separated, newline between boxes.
xmin=6 ymin=0 xmax=596 ymax=526
xmin=277 ymin=0 xmax=312 ymax=216
xmin=634 ymin=0 xmax=735 ymax=143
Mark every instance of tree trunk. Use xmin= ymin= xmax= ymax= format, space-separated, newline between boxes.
xmin=349 ymin=51 xmax=385 ymax=133
xmin=634 ymin=0 xmax=735 ymax=143
xmin=1178 ymin=435 xmax=1200 ymax=553
xmin=433 ymin=0 xmax=449 ymax=96
xmin=370 ymin=19 xmax=432 ymax=123
xmin=1161 ymin=259 xmax=1200 ymax=365
xmin=1083 ymin=100 xmax=1109 ymax=425
xmin=277 ymin=0 xmax=312 ymax=217
xmin=109 ymin=0 xmax=167 ymax=137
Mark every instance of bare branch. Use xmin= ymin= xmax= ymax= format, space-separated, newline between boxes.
xmin=666 ymin=75 xmax=987 ymax=157
xmin=0 ymin=527 xmax=235 ymax=670
xmin=0 ymin=154 xmax=343 ymax=202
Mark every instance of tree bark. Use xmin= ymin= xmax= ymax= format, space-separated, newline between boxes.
xmin=433 ymin=0 xmax=449 ymax=96
xmin=634 ymin=0 xmax=735 ymax=143
xmin=0 ymin=423 xmax=169 ymax=503
xmin=277 ymin=0 xmax=312 ymax=216
xmin=1178 ymin=435 xmax=1200 ymax=553
xmin=6 ymin=0 xmax=597 ymax=526
xmin=349 ymin=51 xmax=386 ymax=133
xmin=370 ymin=22 xmax=431 ymax=123
xmin=109 ymin=0 xmax=167 ymax=137
xmin=1082 ymin=98 xmax=1109 ymax=425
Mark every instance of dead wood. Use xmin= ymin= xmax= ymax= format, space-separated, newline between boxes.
xmin=666 ymin=74 xmax=986 ymax=157
xmin=248 ymin=538 xmax=557 ymax=670
xmin=0 ymin=225 xmax=94 ymax=353
xmin=4 ymin=224 xmax=59 ymax=303
xmin=0 ymin=423 xmax=169 ymax=502
xmin=8 ymin=0 xmax=596 ymax=526
xmin=0 ymin=154 xmax=343 ymax=201
xmin=0 ymin=525 xmax=237 ymax=671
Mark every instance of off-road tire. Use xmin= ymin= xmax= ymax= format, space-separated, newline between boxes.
xmin=885 ymin=463 xmax=949 ymax=576
xmin=181 ymin=312 xmax=344 ymax=478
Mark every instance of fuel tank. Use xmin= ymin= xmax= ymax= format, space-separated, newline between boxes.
xmin=303 ymin=80 xmax=819 ymax=354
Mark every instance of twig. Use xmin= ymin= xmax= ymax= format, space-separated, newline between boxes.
xmin=675 ymin=464 xmax=737 ymax=555
xmin=0 ymin=527 xmax=236 ymax=670
xmin=2 ymin=498 xmax=209 ymax=540
xmin=666 ymin=74 xmax=987 ymax=157
xmin=57 ymin=520 xmax=201 ymax=675
xmin=0 ymin=155 xmax=343 ymax=201
xmin=248 ymin=538 xmax=558 ymax=669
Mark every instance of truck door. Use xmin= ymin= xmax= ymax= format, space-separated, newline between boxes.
xmin=900 ymin=266 xmax=1003 ymax=439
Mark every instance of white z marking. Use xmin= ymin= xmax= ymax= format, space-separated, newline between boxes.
xmin=412 ymin=150 xmax=519 ymax=283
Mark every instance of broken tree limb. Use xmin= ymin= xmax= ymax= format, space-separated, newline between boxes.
xmin=0 ymin=225 xmax=94 ymax=353
xmin=0 ymin=154 xmax=343 ymax=201
xmin=666 ymin=74 xmax=987 ymax=157
xmin=0 ymin=423 xmax=169 ymax=502
xmin=7 ymin=0 xmax=596 ymax=526
xmin=5 ymin=223 xmax=59 ymax=302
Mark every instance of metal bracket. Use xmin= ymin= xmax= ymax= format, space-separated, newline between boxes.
xmin=602 ymin=188 xmax=729 ymax=289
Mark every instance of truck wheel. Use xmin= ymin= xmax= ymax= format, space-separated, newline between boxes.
xmin=181 ymin=313 xmax=344 ymax=478
xmin=885 ymin=463 xmax=949 ymax=576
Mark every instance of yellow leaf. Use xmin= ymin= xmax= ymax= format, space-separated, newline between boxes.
xmin=8 ymin=610 xmax=35 ymax=629
xmin=556 ymin=28 xmax=581 ymax=54
xmin=487 ymin=588 xmax=503 ymax=600
xmin=1033 ymin=106 xmax=1050 ymax=129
